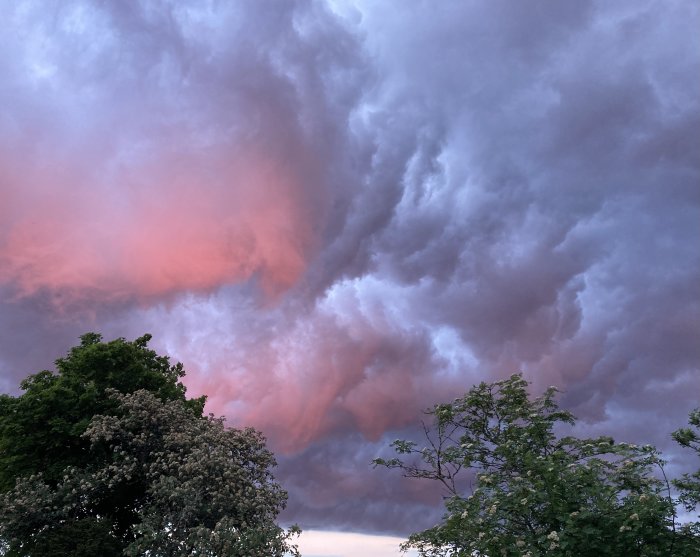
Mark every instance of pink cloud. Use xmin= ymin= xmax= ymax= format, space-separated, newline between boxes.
xmin=0 ymin=142 xmax=316 ymax=306
xmin=152 ymin=300 xmax=459 ymax=454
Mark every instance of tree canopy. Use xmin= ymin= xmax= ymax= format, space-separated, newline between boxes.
xmin=0 ymin=333 xmax=202 ymax=492
xmin=0 ymin=333 xmax=298 ymax=556
xmin=374 ymin=374 xmax=699 ymax=557
xmin=673 ymin=408 xmax=700 ymax=537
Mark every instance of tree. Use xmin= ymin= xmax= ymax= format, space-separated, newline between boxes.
xmin=0 ymin=333 xmax=203 ymax=493
xmin=374 ymin=374 xmax=696 ymax=556
xmin=0 ymin=334 xmax=298 ymax=556
xmin=673 ymin=408 xmax=700 ymax=535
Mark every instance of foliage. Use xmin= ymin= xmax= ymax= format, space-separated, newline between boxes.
xmin=0 ymin=332 xmax=203 ymax=492
xmin=375 ymin=374 xmax=698 ymax=556
xmin=673 ymin=408 xmax=700 ymax=529
xmin=0 ymin=334 xmax=298 ymax=556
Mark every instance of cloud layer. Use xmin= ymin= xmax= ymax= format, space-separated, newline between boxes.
xmin=1 ymin=0 xmax=698 ymax=536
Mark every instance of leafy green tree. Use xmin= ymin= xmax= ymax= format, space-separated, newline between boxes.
xmin=0 ymin=333 xmax=203 ymax=554
xmin=375 ymin=374 xmax=697 ymax=556
xmin=0 ymin=334 xmax=298 ymax=556
xmin=673 ymin=408 xmax=700 ymax=536
xmin=0 ymin=333 xmax=202 ymax=493
xmin=1 ymin=390 xmax=299 ymax=557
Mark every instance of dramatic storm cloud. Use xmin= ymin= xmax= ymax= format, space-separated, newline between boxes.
xmin=1 ymin=0 xmax=698 ymax=542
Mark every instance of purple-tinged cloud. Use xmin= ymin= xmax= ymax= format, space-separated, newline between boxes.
xmin=0 ymin=0 xmax=698 ymax=536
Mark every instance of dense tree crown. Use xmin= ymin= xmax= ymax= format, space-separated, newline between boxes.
xmin=673 ymin=408 xmax=700 ymax=533
xmin=375 ymin=374 xmax=700 ymax=557
xmin=0 ymin=334 xmax=298 ymax=557
xmin=0 ymin=333 xmax=202 ymax=492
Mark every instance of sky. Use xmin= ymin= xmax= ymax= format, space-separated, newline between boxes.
xmin=0 ymin=0 xmax=698 ymax=555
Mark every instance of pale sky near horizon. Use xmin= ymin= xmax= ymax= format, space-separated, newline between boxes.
xmin=297 ymin=530 xmax=419 ymax=557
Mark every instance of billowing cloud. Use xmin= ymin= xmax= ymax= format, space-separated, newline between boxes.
xmin=0 ymin=0 xmax=364 ymax=305
xmin=1 ymin=0 xmax=698 ymax=538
